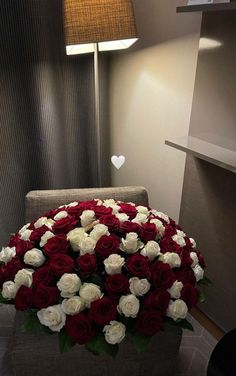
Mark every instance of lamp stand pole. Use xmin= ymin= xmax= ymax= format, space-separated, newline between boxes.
xmin=94 ymin=43 xmax=102 ymax=187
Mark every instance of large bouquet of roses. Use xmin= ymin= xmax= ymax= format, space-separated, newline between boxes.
xmin=0 ymin=199 xmax=209 ymax=356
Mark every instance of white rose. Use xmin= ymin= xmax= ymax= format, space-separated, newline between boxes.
xmin=104 ymin=254 xmax=125 ymax=275
xmin=103 ymin=199 xmax=120 ymax=214
xmin=190 ymin=238 xmax=197 ymax=249
xmin=193 ymin=264 xmax=204 ymax=282
xmin=14 ymin=268 xmax=33 ymax=288
xmin=2 ymin=281 xmax=17 ymax=300
xmin=172 ymin=234 xmax=186 ymax=247
xmin=190 ymin=252 xmax=199 ymax=268
xmin=129 ymin=277 xmax=150 ymax=297
xmin=40 ymin=231 xmax=55 ymax=247
xmin=140 ymin=241 xmax=160 ymax=260
xmin=53 ymin=210 xmax=68 ymax=220
xmin=159 ymin=252 xmax=181 ymax=268
xmin=151 ymin=210 xmax=170 ymax=224
xmin=80 ymin=210 xmax=95 ymax=227
xmin=34 ymin=217 xmax=55 ymax=229
xmin=79 ymin=283 xmax=102 ymax=307
xmin=117 ymin=294 xmax=140 ymax=318
xmin=136 ymin=206 xmax=149 ymax=215
xmin=24 ymin=248 xmax=46 ymax=267
xmin=67 ymin=227 xmax=87 ymax=251
xmin=167 ymin=281 xmax=183 ymax=299
xmin=103 ymin=199 xmax=116 ymax=206
xmin=19 ymin=223 xmax=30 ymax=233
xmin=61 ymin=296 xmax=85 ymax=315
xmin=150 ymin=219 xmax=165 ymax=236
xmin=177 ymin=229 xmax=186 ymax=237
xmin=19 ymin=229 xmax=32 ymax=241
xmin=121 ymin=232 xmax=138 ymax=253
xmin=67 ymin=201 xmax=78 ymax=207
xmin=90 ymin=224 xmax=109 ymax=241
xmin=57 ymin=273 xmax=81 ymax=298
xmin=103 ymin=321 xmax=126 ymax=344
xmin=0 ymin=246 xmax=16 ymax=264
xmin=115 ymin=213 xmax=129 ymax=222
xmin=37 ymin=305 xmax=66 ymax=332
xmin=79 ymin=236 xmax=96 ymax=255
xmin=167 ymin=299 xmax=188 ymax=321
xmin=132 ymin=213 xmax=147 ymax=224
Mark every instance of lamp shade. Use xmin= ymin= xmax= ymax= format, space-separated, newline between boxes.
xmin=63 ymin=0 xmax=138 ymax=55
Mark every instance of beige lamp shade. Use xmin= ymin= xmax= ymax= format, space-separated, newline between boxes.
xmin=63 ymin=0 xmax=138 ymax=55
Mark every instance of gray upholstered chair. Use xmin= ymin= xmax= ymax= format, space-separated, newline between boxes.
xmin=6 ymin=187 xmax=182 ymax=376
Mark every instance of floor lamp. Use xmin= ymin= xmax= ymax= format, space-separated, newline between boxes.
xmin=63 ymin=0 xmax=138 ymax=187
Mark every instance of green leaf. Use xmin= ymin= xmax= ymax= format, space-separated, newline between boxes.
xmin=86 ymin=334 xmax=118 ymax=358
xmin=0 ymin=291 xmax=11 ymax=304
xmin=197 ymin=276 xmax=212 ymax=286
xmin=198 ymin=290 xmax=206 ymax=303
xmin=127 ymin=331 xmax=151 ymax=353
xmin=164 ymin=317 xmax=194 ymax=331
xmin=21 ymin=310 xmax=54 ymax=335
xmin=21 ymin=311 xmax=40 ymax=332
xmin=58 ymin=328 xmax=76 ymax=353
xmin=88 ymin=274 xmax=103 ymax=288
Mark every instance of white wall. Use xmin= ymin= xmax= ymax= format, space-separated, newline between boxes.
xmin=109 ymin=0 xmax=201 ymax=221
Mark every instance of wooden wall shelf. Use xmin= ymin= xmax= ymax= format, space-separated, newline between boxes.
xmin=177 ymin=2 xmax=236 ymax=13
xmin=165 ymin=136 xmax=236 ymax=173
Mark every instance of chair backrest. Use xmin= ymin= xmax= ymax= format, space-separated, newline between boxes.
xmin=25 ymin=186 xmax=149 ymax=222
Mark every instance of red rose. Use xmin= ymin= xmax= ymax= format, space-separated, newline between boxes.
xmin=95 ymin=234 xmax=120 ymax=259
xmin=66 ymin=313 xmax=96 ymax=344
xmin=144 ymin=290 xmax=171 ymax=314
xmin=99 ymin=215 xmax=120 ymax=232
xmin=176 ymin=248 xmax=192 ymax=267
xmin=196 ymin=250 xmax=206 ymax=268
xmin=78 ymin=200 xmax=97 ymax=210
xmin=49 ymin=254 xmax=74 ymax=276
xmin=174 ymin=267 xmax=196 ymax=286
xmin=32 ymin=265 xmax=55 ymax=287
xmin=77 ymin=254 xmax=97 ymax=277
xmin=89 ymin=297 xmax=117 ymax=325
xmin=163 ymin=225 xmax=177 ymax=238
xmin=118 ymin=203 xmax=137 ymax=220
xmin=2 ymin=257 xmax=22 ymax=282
xmin=15 ymin=286 xmax=33 ymax=310
xmin=180 ymin=284 xmax=198 ymax=310
xmin=43 ymin=234 xmax=68 ymax=257
xmin=9 ymin=237 xmax=33 ymax=258
xmin=119 ymin=221 xmax=140 ymax=235
xmin=66 ymin=205 xmax=84 ymax=219
xmin=125 ymin=254 xmax=150 ymax=278
xmin=29 ymin=225 xmax=48 ymax=243
xmin=94 ymin=205 xmax=112 ymax=218
xmin=33 ymin=285 xmax=59 ymax=308
xmin=0 ymin=268 xmax=5 ymax=287
xmin=52 ymin=215 xmax=78 ymax=234
xmin=136 ymin=310 xmax=163 ymax=336
xmin=139 ymin=223 xmax=157 ymax=242
xmin=160 ymin=237 xmax=180 ymax=254
xmin=151 ymin=261 xmax=175 ymax=289
xmin=105 ymin=274 xmax=129 ymax=295
xmin=183 ymin=237 xmax=192 ymax=252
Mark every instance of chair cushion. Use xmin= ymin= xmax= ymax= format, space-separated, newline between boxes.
xmin=25 ymin=186 xmax=149 ymax=222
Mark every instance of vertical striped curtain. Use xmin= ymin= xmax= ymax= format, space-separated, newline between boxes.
xmin=0 ymin=0 xmax=111 ymax=245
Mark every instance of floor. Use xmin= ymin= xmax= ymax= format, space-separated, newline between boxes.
xmin=0 ymin=304 xmax=217 ymax=376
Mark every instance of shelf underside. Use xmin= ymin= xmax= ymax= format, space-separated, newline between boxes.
xmin=177 ymin=2 xmax=236 ymax=13
xmin=165 ymin=136 xmax=236 ymax=173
